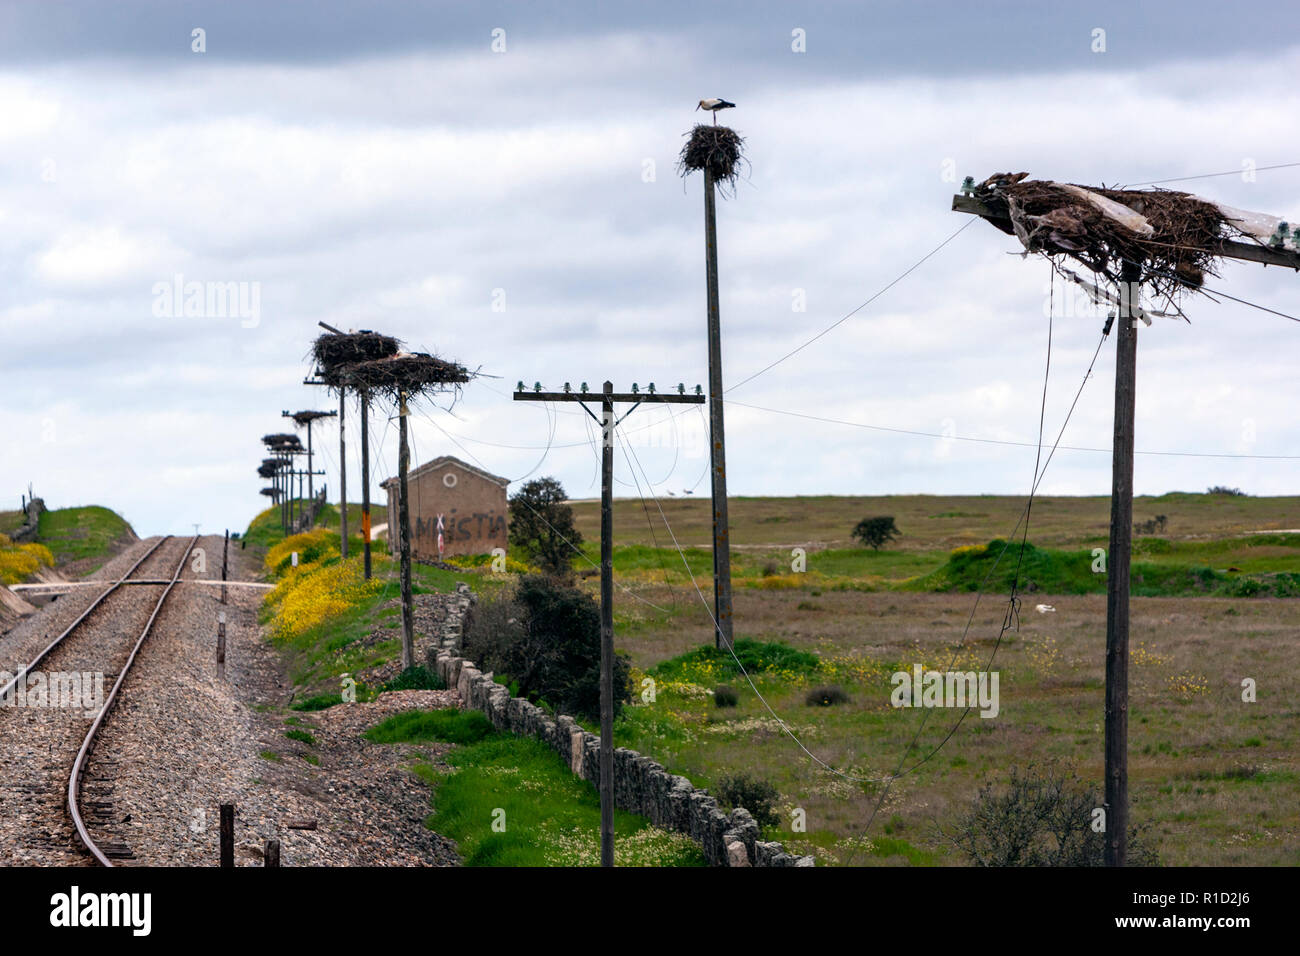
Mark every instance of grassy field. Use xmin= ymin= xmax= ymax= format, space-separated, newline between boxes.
xmin=557 ymin=492 xmax=1300 ymax=866
xmin=247 ymin=494 xmax=1298 ymax=866
xmin=244 ymin=502 xmax=376 ymax=549
xmin=0 ymin=505 xmax=135 ymax=577
xmin=36 ymin=505 xmax=135 ymax=566
xmin=368 ymin=708 xmax=705 ymax=866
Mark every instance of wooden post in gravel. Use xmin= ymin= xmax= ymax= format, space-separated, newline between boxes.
xmin=220 ymin=804 xmax=234 ymax=867
xmin=221 ymin=530 xmax=229 ymax=605
xmin=216 ymin=611 xmax=227 ymax=680
xmin=264 ymin=840 xmax=280 ymax=868
xmin=397 ymin=389 xmax=415 ymax=671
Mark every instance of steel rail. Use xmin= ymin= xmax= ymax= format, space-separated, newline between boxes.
xmin=67 ymin=534 xmax=198 ymax=867
xmin=0 ymin=536 xmax=172 ymax=701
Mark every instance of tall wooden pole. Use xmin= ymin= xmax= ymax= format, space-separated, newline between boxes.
xmin=360 ymin=389 xmax=373 ymax=580
xmin=397 ymin=390 xmax=415 ymax=671
xmin=599 ymin=380 xmax=615 ymax=867
xmin=1105 ymin=258 xmax=1141 ymax=867
xmin=703 ymin=166 xmax=734 ymax=650
xmin=305 ymin=419 xmax=315 ymax=509
xmin=513 ymin=382 xmax=704 ymax=868
xmin=339 ymin=390 xmax=349 ymax=558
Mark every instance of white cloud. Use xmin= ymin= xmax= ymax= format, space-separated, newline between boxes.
xmin=4 ymin=34 xmax=1299 ymax=534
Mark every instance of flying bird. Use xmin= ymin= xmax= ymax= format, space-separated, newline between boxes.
xmin=697 ymin=98 xmax=736 ymax=123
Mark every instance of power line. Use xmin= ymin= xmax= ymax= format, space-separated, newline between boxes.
xmin=421 ymin=409 xmax=672 ymax=614
xmin=726 ymin=219 xmax=975 ymax=394
xmin=724 ymin=400 xmax=1300 ymax=460
xmin=1120 ymin=161 xmax=1300 ymax=189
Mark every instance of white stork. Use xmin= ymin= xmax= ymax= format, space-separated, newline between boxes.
xmin=697 ymin=98 xmax=736 ymax=124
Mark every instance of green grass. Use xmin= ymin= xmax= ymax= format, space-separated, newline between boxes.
xmin=273 ymin=554 xmax=471 ymax=707
xmin=910 ymin=538 xmax=1300 ymax=598
xmin=35 ymin=506 xmax=133 ymax=566
xmin=381 ymin=665 xmax=447 ymax=692
xmin=365 ymin=708 xmax=497 ymax=745
xmin=649 ymin=638 xmax=821 ymax=683
xmin=284 ymin=728 xmax=317 ymax=745
xmin=372 ymin=708 xmax=705 ymax=866
xmin=245 ymin=502 xmax=374 ymax=550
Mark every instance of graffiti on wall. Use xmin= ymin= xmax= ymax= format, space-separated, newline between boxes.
xmin=414 ymin=509 xmax=506 ymax=546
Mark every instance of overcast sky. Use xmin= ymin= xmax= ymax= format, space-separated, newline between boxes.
xmin=3 ymin=0 xmax=1299 ymax=536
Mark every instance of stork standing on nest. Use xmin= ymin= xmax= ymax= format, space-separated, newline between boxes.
xmin=697 ymin=98 xmax=735 ymax=124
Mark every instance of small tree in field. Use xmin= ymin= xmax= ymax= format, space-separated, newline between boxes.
xmin=852 ymin=515 xmax=900 ymax=551
xmin=508 ymin=477 xmax=581 ymax=578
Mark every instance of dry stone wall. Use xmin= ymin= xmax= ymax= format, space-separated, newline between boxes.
xmin=430 ymin=582 xmax=813 ymax=867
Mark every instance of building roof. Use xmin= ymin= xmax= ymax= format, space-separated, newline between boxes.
xmin=380 ymin=455 xmax=509 ymax=491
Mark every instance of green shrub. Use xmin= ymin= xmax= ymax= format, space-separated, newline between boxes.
xmin=651 ymin=639 xmax=820 ymax=682
xmin=852 ymin=515 xmax=900 ymax=550
xmin=713 ymin=685 xmax=739 ymax=708
xmin=805 ymin=685 xmax=849 ymax=707
xmin=468 ymin=575 xmax=630 ymax=723
xmin=508 ymin=477 xmax=581 ymax=578
xmin=945 ymin=761 xmax=1158 ymax=866
xmin=716 ymin=773 xmax=780 ymax=829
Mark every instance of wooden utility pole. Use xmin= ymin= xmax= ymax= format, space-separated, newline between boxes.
xmin=397 ymin=389 xmax=415 ymax=671
xmin=360 ymin=388 xmax=373 ymax=580
xmin=314 ymin=322 xmax=350 ymax=558
xmin=703 ymin=167 xmax=735 ymax=650
xmin=1104 ymin=258 xmax=1141 ymax=865
xmin=339 ymin=390 xmax=348 ymax=558
xmin=953 ymin=188 xmax=1300 ymax=866
xmin=515 ymin=381 xmax=705 ymax=867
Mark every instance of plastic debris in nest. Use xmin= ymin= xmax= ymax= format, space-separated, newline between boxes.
xmin=677 ymin=124 xmax=747 ymax=194
xmin=968 ymin=172 xmax=1296 ymax=300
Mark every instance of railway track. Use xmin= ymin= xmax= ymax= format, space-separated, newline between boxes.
xmin=0 ymin=534 xmax=197 ymax=866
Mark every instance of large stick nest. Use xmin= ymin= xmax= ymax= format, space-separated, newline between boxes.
xmin=289 ymin=410 xmax=333 ymax=426
xmin=677 ymin=124 xmax=747 ymax=194
xmin=312 ymin=331 xmax=400 ymax=369
xmin=262 ymin=433 xmax=303 ymax=452
xmin=337 ymin=351 xmax=472 ymax=400
xmin=311 ymin=331 xmax=401 ymax=387
xmin=972 ymin=173 xmax=1246 ymax=299
xmin=257 ymin=462 xmax=281 ymax=479
xmin=260 ymin=487 xmax=279 ymax=498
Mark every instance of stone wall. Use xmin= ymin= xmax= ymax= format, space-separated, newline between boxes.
xmin=428 ymin=582 xmax=813 ymax=867
xmin=11 ymin=498 xmax=44 ymax=543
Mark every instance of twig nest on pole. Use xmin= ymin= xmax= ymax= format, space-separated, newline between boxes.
xmin=289 ymin=410 xmax=333 ymax=426
xmin=260 ymin=487 xmax=277 ymax=497
xmin=973 ymin=174 xmax=1243 ymax=298
xmin=311 ymin=330 xmax=401 ymax=388
xmin=261 ymin=433 xmax=302 ymax=449
xmin=257 ymin=463 xmax=279 ymax=478
xmin=678 ymin=124 xmax=747 ymax=194
xmin=339 ymin=351 xmax=472 ymax=401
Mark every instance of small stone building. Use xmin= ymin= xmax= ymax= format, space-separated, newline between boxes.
xmin=381 ymin=456 xmax=508 ymax=560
